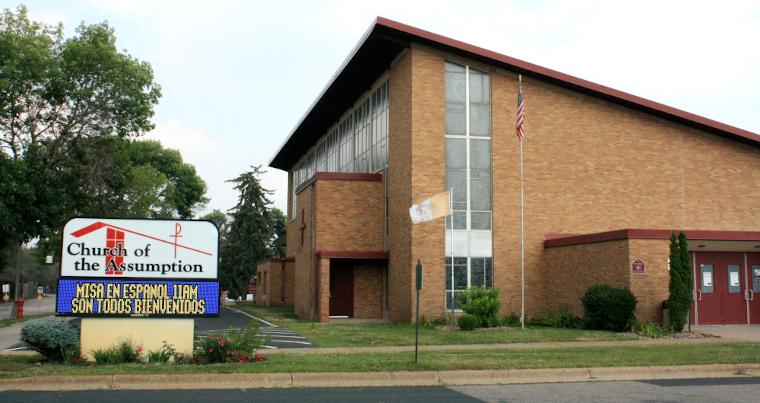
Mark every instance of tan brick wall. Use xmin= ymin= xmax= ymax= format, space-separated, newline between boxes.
xmin=316 ymin=179 xmax=384 ymax=252
xmin=488 ymin=67 xmax=760 ymax=318
xmin=291 ymin=184 xmax=315 ymax=319
xmin=628 ymin=239 xmax=671 ymax=324
xmin=388 ymin=47 xmax=414 ymax=323
xmin=353 ymin=260 xmax=384 ymax=319
xmin=254 ymin=259 xmax=295 ymax=307
xmin=317 ymin=257 xmax=330 ymax=322
xmin=389 ymin=46 xmax=448 ymax=323
xmin=543 ymin=240 xmax=630 ymax=318
xmin=283 ymin=259 xmax=295 ymax=305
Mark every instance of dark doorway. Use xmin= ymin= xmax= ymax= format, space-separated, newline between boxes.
xmin=329 ymin=260 xmax=354 ymax=317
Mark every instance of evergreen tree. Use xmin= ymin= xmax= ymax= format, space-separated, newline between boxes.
xmin=667 ymin=231 xmax=692 ymax=331
xmin=221 ymin=167 xmax=275 ymax=297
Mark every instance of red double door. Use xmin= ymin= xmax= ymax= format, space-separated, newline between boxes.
xmin=692 ymin=252 xmax=760 ymax=325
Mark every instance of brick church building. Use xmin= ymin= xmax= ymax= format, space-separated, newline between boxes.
xmin=257 ymin=17 xmax=760 ymax=326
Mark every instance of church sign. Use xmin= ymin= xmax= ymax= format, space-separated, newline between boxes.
xmin=57 ymin=218 xmax=220 ymax=318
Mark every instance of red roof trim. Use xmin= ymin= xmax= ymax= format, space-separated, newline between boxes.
xmin=544 ymin=229 xmax=760 ymax=248
xmin=315 ymin=251 xmax=390 ymax=260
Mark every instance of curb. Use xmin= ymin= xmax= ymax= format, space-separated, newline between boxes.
xmin=1 ymin=364 xmax=758 ymax=391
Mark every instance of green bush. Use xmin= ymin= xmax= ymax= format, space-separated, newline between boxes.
xmin=530 ymin=308 xmax=584 ymax=329
xmin=629 ymin=320 xmax=673 ymax=339
xmin=581 ymin=283 xmax=638 ymax=332
xmin=91 ymin=336 xmax=143 ymax=363
xmin=458 ymin=286 xmax=501 ymax=328
xmin=420 ymin=315 xmax=447 ymax=327
xmin=501 ymin=312 xmax=521 ymax=327
xmin=458 ymin=314 xmax=478 ymax=331
xmin=20 ymin=320 xmax=80 ymax=361
xmin=667 ymin=231 xmax=692 ymax=331
xmin=147 ymin=342 xmax=176 ymax=363
xmin=196 ymin=322 xmax=269 ymax=363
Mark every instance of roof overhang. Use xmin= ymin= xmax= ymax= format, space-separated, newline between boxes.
xmin=545 ymin=229 xmax=760 ymax=252
xmin=270 ymin=17 xmax=760 ymax=171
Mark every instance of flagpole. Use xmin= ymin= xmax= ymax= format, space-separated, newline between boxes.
xmin=450 ymin=188 xmax=455 ymax=327
xmin=519 ymin=75 xmax=525 ymax=330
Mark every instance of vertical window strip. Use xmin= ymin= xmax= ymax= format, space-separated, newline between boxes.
xmin=444 ymin=61 xmax=492 ymax=309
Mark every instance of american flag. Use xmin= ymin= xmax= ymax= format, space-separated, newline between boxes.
xmin=516 ymin=86 xmax=525 ymax=140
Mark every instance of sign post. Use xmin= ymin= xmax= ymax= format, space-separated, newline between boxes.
xmin=414 ymin=260 xmax=422 ymax=363
xmin=57 ymin=218 xmax=220 ymax=360
xmin=2 ymin=284 xmax=8 ymax=310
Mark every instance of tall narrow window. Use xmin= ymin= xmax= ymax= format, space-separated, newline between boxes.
xmin=444 ymin=61 xmax=492 ymax=309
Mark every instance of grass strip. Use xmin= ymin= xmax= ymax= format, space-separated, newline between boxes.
xmin=1 ymin=343 xmax=757 ymax=379
xmin=233 ymin=304 xmax=633 ymax=347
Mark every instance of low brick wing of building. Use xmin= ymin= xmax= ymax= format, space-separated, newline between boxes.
xmin=268 ymin=17 xmax=760 ymax=326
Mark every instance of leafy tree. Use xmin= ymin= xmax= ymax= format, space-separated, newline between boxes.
xmin=0 ymin=5 xmax=161 ymax=256
xmin=29 ymin=137 xmax=208 ymax=265
xmin=667 ymin=231 xmax=692 ymax=331
xmin=200 ymin=209 xmax=229 ymax=235
xmin=270 ymin=207 xmax=287 ymax=258
xmin=221 ymin=166 xmax=275 ymax=297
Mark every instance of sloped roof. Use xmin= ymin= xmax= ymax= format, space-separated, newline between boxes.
xmin=269 ymin=17 xmax=760 ymax=171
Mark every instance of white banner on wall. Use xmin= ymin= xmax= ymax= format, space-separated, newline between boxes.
xmin=61 ymin=218 xmax=219 ymax=279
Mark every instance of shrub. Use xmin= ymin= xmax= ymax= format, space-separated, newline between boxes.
xmin=581 ymin=283 xmax=638 ymax=332
xmin=501 ymin=312 xmax=521 ymax=327
xmin=530 ymin=308 xmax=584 ymax=329
xmin=20 ymin=320 xmax=80 ymax=361
xmin=458 ymin=286 xmax=501 ymax=328
xmin=458 ymin=314 xmax=478 ymax=331
xmin=420 ymin=316 xmax=447 ymax=327
xmin=147 ymin=342 xmax=176 ymax=363
xmin=629 ymin=320 xmax=673 ymax=339
xmin=91 ymin=336 xmax=143 ymax=363
xmin=60 ymin=343 xmax=87 ymax=365
xmin=667 ymin=231 xmax=692 ymax=331
xmin=196 ymin=322 xmax=269 ymax=363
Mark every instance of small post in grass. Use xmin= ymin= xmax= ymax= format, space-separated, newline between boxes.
xmin=415 ymin=259 xmax=423 ymax=363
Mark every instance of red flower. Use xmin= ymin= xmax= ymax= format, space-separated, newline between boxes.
xmin=137 ymin=348 xmax=143 ymax=352
xmin=209 ymin=348 xmax=213 ymax=353
xmin=254 ymin=354 xmax=265 ymax=362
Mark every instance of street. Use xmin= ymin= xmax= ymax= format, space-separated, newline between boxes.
xmin=1 ymin=377 xmax=759 ymax=402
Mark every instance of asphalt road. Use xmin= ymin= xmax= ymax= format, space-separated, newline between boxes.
xmin=2 ymin=378 xmax=759 ymax=402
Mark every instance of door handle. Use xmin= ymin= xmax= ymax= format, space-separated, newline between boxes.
xmin=697 ymin=290 xmax=702 ymax=301
xmin=750 ymin=290 xmax=754 ymax=301
xmin=693 ymin=290 xmax=697 ymax=301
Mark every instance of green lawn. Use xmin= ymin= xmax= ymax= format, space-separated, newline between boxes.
xmin=1 ymin=343 xmax=758 ymax=379
xmin=233 ymin=304 xmax=634 ymax=347
xmin=2 ymin=304 xmax=756 ymax=379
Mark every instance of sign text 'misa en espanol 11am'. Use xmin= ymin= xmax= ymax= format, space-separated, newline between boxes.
xmin=60 ymin=218 xmax=219 ymax=279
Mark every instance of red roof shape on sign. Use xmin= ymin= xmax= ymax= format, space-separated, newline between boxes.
xmin=70 ymin=221 xmax=213 ymax=256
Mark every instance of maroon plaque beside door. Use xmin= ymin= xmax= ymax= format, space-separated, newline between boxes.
xmin=632 ymin=259 xmax=645 ymax=274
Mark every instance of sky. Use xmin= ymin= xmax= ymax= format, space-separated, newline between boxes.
xmin=12 ymin=0 xmax=760 ymax=217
